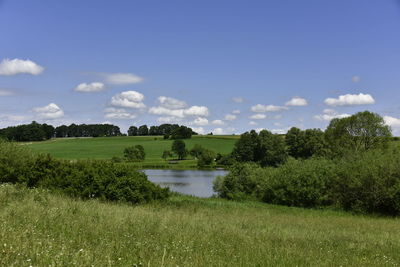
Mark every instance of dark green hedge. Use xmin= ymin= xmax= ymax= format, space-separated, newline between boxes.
xmin=0 ymin=140 xmax=169 ymax=203
xmin=214 ymin=149 xmax=400 ymax=216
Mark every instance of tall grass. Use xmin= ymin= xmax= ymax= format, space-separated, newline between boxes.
xmin=1 ymin=184 xmax=399 ymax=266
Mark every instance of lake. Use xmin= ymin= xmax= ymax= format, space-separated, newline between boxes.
xmin=143 ymin=169 xmax=228 ymax=198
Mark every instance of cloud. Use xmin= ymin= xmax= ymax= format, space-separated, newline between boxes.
xmin=0 ymin=58 xmax=44 ymax=76
xmin=224 ymin=114 xmax=237 ymax=121
xmin=352 ymin=76 xmax=361 ymax=83
xmin=249 ymin=121 xmax=258 ymax=126
xmin=384 ymin=116 xmax=400 ymax=127
xmin=285 ymin=97 xmax=308 ymax=106
xmin=104 ymin=73 xmax=144 ymax=85
xmin=104 ymin=107 xmax=136 ymax=119
xmin=271 ymin=128 xmax=288 ymax=134
xmin=149 ymin=95 xmax=209 ymax=119
xmin=110 ymin=91 xmax=146 ymax=109
xmin=33 ymin=103 xmax=64 ymax=119
xmin=74 ymin=82 xmax=105 ymax=92
xmin=249 ymin=114 xmax=266 ymax=120
xmin=212 ymin=119 xmax=225 ymax=126
xmin=324 ymin=93 xmax=375 ymax=106
xmin=251 ymin=104 xmax=288 ymax=113
xmin=314 ymin=109 xmax=351 ymax=121
xmin=232 ymin=109 xmax=241 ymax=114
xmin=192 ymin=127 xmax=206 ymax=135
xmin=158 ymin=96 xmax=187 ymax=109
xmin=157 ymin=116 xmax=182 ymax=124
xmin=0 ymin=89 xmax=13 ymax=96
xmin=149 ymin=105 xmax=209 ymax=118
xmin=193 ymin=117 xmax=209 ymax=126
xmin=183 ymin=106 xmax=209 ymax=117
xmin=213 ymin=128 xmax=226 ymax=135
xmin=232 ymin=97 xmax=244 ymax=103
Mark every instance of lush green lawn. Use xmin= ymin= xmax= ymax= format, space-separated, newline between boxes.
xmin=25 ymin=135 xmax=238 ymax=168
xmin=1 ymin=184 xmax=399 ymax=266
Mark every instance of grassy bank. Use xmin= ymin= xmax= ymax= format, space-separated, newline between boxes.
xmin=1 ymin=184 xmax=399 ymax=266
xmin=25 ymin=135 xmax=238 ymax=169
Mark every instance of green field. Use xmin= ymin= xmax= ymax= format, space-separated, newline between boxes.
xmin=25 ymin=135 xmax=239 ymax=168
xmin=1 ymin=184 xmax=399 ymax=266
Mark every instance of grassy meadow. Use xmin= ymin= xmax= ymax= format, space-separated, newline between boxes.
xmin=25 ymin=135 xmax=238 ymax=169
xmin=1 ymin=184 xmax=399 ymax=266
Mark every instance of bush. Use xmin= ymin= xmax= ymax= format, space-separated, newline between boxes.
xmin=213 ymin=163 xmax=269 ymax=200
xmin=0 ymin=140 xmax=169 ymax=204
xmin=197 ymin=149 xmax=216 ymax=167
xmin=215 ymin=150 xmax=400 ymax=215
xmin=331 ymin=149 xmax=400 ymax=215
xmin=124 ymin=145 xmax=145 ymax=162
xmin=261 ymin=158 xmax=336 ymax=208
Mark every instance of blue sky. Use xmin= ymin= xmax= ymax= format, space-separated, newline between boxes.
xmin=1 ymin=0 xmax=400 ymax=134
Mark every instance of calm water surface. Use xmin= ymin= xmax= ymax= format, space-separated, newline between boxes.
xmin=143 ymin=169 xmax=228 ymax=198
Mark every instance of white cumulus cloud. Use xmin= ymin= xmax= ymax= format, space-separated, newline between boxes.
xmin=249 ymin=114 xmax=267 ymax=120
xmin=249 ymin=121 xmax=258 ymax=126
xmin=184 ymin=106 xmax=209 ymax=117
xmin=384 ymin=116 xmax=400 ymax=127
xmin=213 ymin=128 xmax=226 ymax=135
xmin=285 ymin=97 xmax=308 ymax=106
xmin=33 ymin=103 xmax=64 ymax=119
xmin=0 ymin=58 xmax=44 ymax=76
xmin=324 ymin=93 xmax=375 ymax=106
xmin=110 ymin=91 xmax=146 ymax=109
xmin=251 ymin=104 xmax=288 ymax=113
xmin=104 ymin=107 xmax=136 ymax=119
xmin=192 ymin=127 xmax=206 ymax=135
xmin=212 ymin=119 xmax=225 ymax=126
xmin=104 ymin=73 xmax=144 ymax=85
xmin=232 ymin=109 xmax=241 ymax=114
xmin=158 ymin=96 xmax=187 ymax=109
xmin=193 ymin=117 xmax=209 ymax=126
xmin=224 ymin=114 xmax=237 ymax=121
xmin=314 ymin=109 xmax=351 ymax=121
xmin=74 ymin=82 xmax=105 ymax=92
xmin=157 ymin=116 xmax=182 ymax=124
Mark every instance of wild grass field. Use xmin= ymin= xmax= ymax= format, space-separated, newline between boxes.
xmin=25 ymin=135 xmax=238 ymax=168
xmin=1 ymin=184 xmax=399 ymax=266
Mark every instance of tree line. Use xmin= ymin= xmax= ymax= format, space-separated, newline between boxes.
xmin=128 ymin=124 xmax=196 ymax=139
xmin=0 ymin=122 xmax=122 ymax=141
xmin=0 ymin=122 xmax=197 ymax=141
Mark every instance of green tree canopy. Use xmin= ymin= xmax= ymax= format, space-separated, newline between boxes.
xmin=171 ymin=140 xmax=187 ymax=160
xmin=325 ymin=111 xmax=391 ymax=155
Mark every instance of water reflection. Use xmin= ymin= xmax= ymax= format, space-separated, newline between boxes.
xmin=143 ymin=169 xmax=228 ymax=198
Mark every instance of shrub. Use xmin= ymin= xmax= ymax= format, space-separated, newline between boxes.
xmin=261 ymin=158 xmax=336 ymax=207
xmin=213 ymin=163 xmax=269 ymax=200
xmin=331 ymin=149 xmax=400 ymax=215
xmin=0 ymin=140 xmax=169 ymax=204
xmin=216 ymin=151 xmax=400 ymax=215
xmin=197 ymin=149 xmax=216 ymax=167
xmin=124 ymin=145 xmax=145 ymax=162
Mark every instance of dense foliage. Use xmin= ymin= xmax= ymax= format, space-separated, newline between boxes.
xmin=325 ymin=111 xmax=391 ymax=156
xmin=128 ymin=124 xmax=196 ymax=139
xmin=214 ymin=149 xmax=400 ymax=215
xmin=123 ymin=145 xmax=146 ymax=162
xmin=0 ymin=140 xmax=169 ymax=203
xmin=171 ymin=140 xmax=187 ymax=160
xmin=216 ymin=111 xmax=400 ymax=215
xmin=0 ymin=121 xmax=55 ymax=141
xmin=55 ymin=123 xmax=122 ymax=138
xmin=232 ymin=130 xmax=287 ymax=167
